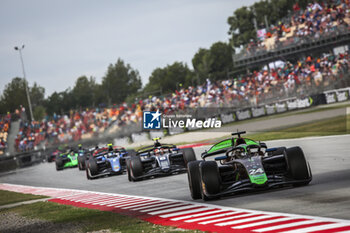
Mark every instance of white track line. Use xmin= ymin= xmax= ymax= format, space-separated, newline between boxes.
xmin=71 ymin=195 xmax=104 ymax=202
xmin=172 ymin=210 xmax=227 ymax=221
xmin=122 ymin=200 xmax=164 ymax=209
xmin=91 ymin=197 xmax=120 ymax=205
xmin=140 ymin=203 xmax=186 ymax=212
xmin=86 ymin=196 xmax=115 ymax=204
xmin=199 ymin=213 xmax=257 ymax=225
xmin=60 ymin=193 xmax=90 ymax=201
xmin=90 ymin=197 xmax=119 ymax=205
xmin=232 ymin=217 xmax=295 ymax=229
xmin=160 ymin=207 xmax=213 ymax=218
xmin=81 ymin=196 xmax=114 ymax=204
xmin=93 ymin=197 xmax=131 ymax=206
xmin=69 ymin=195 xmax=103 ymax=203
xmin=132 ymin=201 xmax=174 ymax=211
xmin=253 ymin=220 xmax=322 ymax=232
xmin=107 ymin=198 xmax=144 ymax=207
xmin=148 ymin=205 xmax=199 ymax=215
xmin=280 ymin=223 xmax=350 ymax=233
xmin=115 ymin=199 xmax=152 ymax=208
xmin=216 ymin=215 xmax=275 ymax=226
xmin=58 ymin=194 xmax=87 ymax=201
xmin=185 ymin=211 xmax=238 ymax=223
xmin=94 ymin=198 xmax=129 ymax=205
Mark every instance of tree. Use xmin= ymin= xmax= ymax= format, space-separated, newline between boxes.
xmin=44 ymin=88 xmax=75 ymax=116
xmin=72 ymin=76 xmax=97 ymax=108
xmin=192 ymin=48 xmax=212 ymax=84
xmin=102 ymin=59 xmax=142 ymax=105
xmin=227 ymin=6 xmax=256 ymax=48
xmin=45 ymin=91 xmax=63 ymax=116
xmin=192 ymin=42 xmax=233 ymax=82
xmin=0 ymin=77 xmax=29 ymax=115
xmin=33 ymin=105 xmax=46 ymax=121
xmin=144 ymin=62 xmax=194 ymax=94
xmin=209 ymin=42 xmax=233 ymax=81
xmin=227 ymin=0 xmax=304 ymax=48
xmin=30 ymin=82 xmax=45 ymax=108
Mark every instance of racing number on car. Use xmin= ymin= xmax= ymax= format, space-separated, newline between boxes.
xmin=249 ymin=168 xmax=264 ymax=175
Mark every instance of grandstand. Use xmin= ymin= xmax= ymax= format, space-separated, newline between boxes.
xmin=233 ymin=1 xmax=350 ymax=70
xmin=0 ymin=113 xmax=11 ymax=155
xmin=7 ymin=0 xmax=350 ymax=153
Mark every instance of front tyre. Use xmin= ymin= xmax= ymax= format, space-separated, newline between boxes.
xmin=129 ymin=156 xmax=143 ymax=181
xmin=187 ymin=161 xmax=201 ymax=200
xmin=88 ymin=159 xmax=98 ymax=176
xmin=199 ymin=161 xmax=220 ymax=201
xmin=126 ymin=159 xmax=132 ymax=182
xmin=55 ymin=157 xmax=63 ymax=171
xmin=285 ymin=146 xmax=312 ymax=186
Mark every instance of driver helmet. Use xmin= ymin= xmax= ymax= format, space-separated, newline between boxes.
xmin=156 ymin=147 xmax=165 ymax=156
xmin=69 ymin=147 xmax=75 ymax=154
xmin=234 ymin=145 xmax=247 ymax=159
xmin=107 ymin=143 xmax=113 ymax=152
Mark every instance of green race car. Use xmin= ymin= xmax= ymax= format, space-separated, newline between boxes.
xmin=55 ymin=149 xmax=79 ymax=171
xmin=187 ymin=131 xmax=312 ymax=201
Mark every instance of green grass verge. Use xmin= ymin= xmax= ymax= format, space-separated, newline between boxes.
xmin=246 ymin=114 xmax=350 ymax=142
xmin=215 ymin=102 xmax=350 ymax=129
xmin=0 ymin=190 xmax=47 ymax=206
xmin=1 ymin=201 xmax=202 ymax=233
xmin=294 ymin=103 xmax=350 ymax=115
xmin=173 ymin=114 xmax=350 ymax=146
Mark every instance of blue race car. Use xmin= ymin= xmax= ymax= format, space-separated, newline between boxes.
xmin=86 ymin=145 xmax=134 ymax=179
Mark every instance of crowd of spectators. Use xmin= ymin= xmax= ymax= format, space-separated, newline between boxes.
xmin=138 ymin=51 xmax=349 ymax=111
xmin=15 ymin=108 xmax=115 ymax=152
xmin=13 ymin=49 xmax=349 ymax=152
xmin=244 ymin=0 xmax=350 ymax=55
xmin=10 ymin=0 xmax=350 ymax=152
xmin=0 ymin=113 xmax=11 ymax=155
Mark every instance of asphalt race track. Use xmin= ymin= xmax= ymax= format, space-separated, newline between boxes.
xmin=1 ymin=135 xmax=350 ymax=220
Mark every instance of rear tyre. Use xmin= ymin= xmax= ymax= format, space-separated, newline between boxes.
xmin=126 ymin=159 xmax=132 ymax=181
xmin=199 ymin=161 xmax=220 ymax=201
xmin=182 ymin=148 xmax=196 ymax=166
xmin=285 ymin=146 xmax=312 ymax=186
xmin=187 ymin=161 xmax=201 ymax=200
xmin=55 ymin=157 xmax=63 ymax=171
xmin=78 ymin=155 xmax=85 ymax=170
xmin=129 ymin=156 xmax=143 ymax=181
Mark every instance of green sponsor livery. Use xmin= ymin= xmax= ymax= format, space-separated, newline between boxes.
xmin=249 ymin=173 xmax=268 ymax=185
xmin=63 ymin=153 xmax=78 ymax=167
xmin=207 ymin=138 xmax=259 ymax=154
xmin=56 ymin=151 xmax=79 ymax=171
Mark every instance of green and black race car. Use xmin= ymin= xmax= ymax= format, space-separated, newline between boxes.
xmin=187 ymin=131 xmax=312 ymax=201
xmin=55 ymin=149 xmax=79 ymax=171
